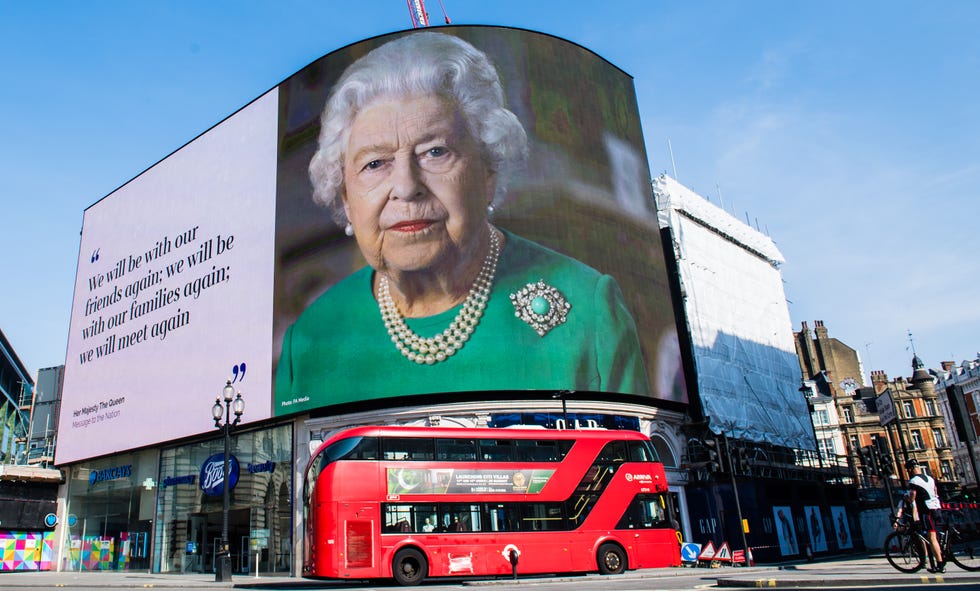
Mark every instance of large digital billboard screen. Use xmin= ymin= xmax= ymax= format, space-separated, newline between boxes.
xmin=59 ymin=92 xmax=279 ymax=464
xmin=274 ymin=27 xmax=685 ymax=415
xmin=59 ymin=26 xmax=686 ymax=464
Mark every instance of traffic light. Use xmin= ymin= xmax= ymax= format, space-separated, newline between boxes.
xmin=860 ymin=446 xmax=879 ymax=475
xmin=870 ymin=437 xmax=893 ymax=475
xmin=734 ymin=447 xmax=751 ymax=473
xmin=703 ymin=437 xmax=723 ymax=473
xmin=877 ymin=452 xmax=894 ymax=475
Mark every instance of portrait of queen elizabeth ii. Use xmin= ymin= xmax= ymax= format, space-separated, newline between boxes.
xmin=274 ymin=29 xmax=680 ymax=413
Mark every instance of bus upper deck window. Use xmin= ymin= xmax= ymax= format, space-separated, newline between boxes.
xmin=436 ymin=438 xmax=478 ymax=461
xmin=383 ymin=438 xmax=435 ymax=461
xmin=628 ymin=440 xmax=658 ymax=462
xmin=597 ymin=440 xmax=628 ymax=463
xmin=322 ymin=436 xmax=378 ymax=466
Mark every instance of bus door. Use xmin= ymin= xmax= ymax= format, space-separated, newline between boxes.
xmin=340 ymin=503 xmax=376 ymax=576
xmin=619 ymin=494 xmax=676 ymax=568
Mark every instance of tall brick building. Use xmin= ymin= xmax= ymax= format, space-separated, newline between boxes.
xmin=795 ymin=321 xmax=954 ymax=494
xmin=794 ymin=320 xmax=864 ymax=394
xmin=870 ymin=358 xmax=956 ymax=488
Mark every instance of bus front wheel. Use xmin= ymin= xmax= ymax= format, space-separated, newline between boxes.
xmin=392 ymin=548 xmax=427 ymax=586
xmin=597 ymin=543 xmax=627 ymax=575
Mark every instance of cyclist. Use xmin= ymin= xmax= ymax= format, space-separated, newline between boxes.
xmin=906 ymin=458 xmax=944 ymax=573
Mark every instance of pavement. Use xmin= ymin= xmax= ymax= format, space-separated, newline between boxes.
xmin=0 ymin=554 xmax=977 ymax=588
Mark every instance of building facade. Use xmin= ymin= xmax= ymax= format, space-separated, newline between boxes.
xmin=0 ymin=329 xmax=62 ymax=571
xmin=796 ymin=321 xmax=955 ymax=497
xmin=26 ymin=366 xmax=62 ymax=466
xmin=868 ymin=361 xmax=954 ymax=489
xmin=0 ymin=327 xmax=33 ymax=464
xmin=51 ymin=27 xmax=696 ymax=576
xmin=655 ymin=176 xmax=860 ymax=563
xmin=933 ymin=356 xmax=980 ymax=490
xmin=795 ymin=321 xmax=865 ymax=482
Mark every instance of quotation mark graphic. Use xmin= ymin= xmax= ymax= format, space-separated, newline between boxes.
xmin=90 ymin=248 xmax=100 ymax=263
xmin=231 ymin=362 xmax=247 ymax=383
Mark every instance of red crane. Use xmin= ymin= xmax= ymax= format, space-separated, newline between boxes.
xmin=407 ymin=0 xmax=451 ymax=28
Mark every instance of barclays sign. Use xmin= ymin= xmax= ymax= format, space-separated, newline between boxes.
xmin=89 ymin=464 xmax=132 ymax=486
xmin=199 ymin=453 xmax=240 ymax=496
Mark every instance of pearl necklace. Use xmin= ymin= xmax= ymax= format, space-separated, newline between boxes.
xmin=378 ymin=227 xmax=501 ymax=365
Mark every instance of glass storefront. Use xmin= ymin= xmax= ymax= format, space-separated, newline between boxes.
xmin=153 ymin=424 xmax=292 ymax=574
xmin=63 ymin=449 xmax=158 ymax=571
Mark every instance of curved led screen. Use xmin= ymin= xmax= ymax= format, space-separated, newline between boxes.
xmin=273 ymin=27 xmax=685 ymax=415
xmin=58 ymin=26 xmax=687 ymax=464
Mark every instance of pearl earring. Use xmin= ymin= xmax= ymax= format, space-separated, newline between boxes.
xmin=344 ymin=223 xmax=354 ymax=237
xmin=487 ymin=203 xmax=496 ymax=215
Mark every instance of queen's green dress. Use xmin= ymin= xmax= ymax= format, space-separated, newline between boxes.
xmin=275 ymin=231 xmax=649 ymax=414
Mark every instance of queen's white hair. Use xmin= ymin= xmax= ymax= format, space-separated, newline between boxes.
xmin=308 ymin=32 xmax=529 ymax=223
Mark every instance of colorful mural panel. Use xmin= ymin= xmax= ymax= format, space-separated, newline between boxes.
xmin=0 ymin=531 xmax=55 ymax=571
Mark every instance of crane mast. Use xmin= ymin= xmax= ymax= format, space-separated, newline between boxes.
xmin=407 ymin=0 xmax=451 ymax=28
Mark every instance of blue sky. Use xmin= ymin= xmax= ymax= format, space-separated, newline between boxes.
xmin=1 ymin=1 xmax=978 ymax=385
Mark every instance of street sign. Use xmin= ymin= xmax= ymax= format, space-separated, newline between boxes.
xmin=877 ymin=391 xmax=896 ymax=426
xmin=698 ymin=541 xmax=716 ymax=561
xmin=733 ymin=549 xmax=745 ymax=565
xmin=681 ymin=543 xmax=701 ymax=562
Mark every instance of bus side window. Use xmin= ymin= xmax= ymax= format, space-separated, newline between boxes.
xmin=383 ymin=438 xmax=435 ymax=461
xmin=436 ymin=438 xmax=478 ymax=461
xmin=598 ymin=441 xmax=628 ymax=463
xmin=384 ymin=504 xmax=413 ymax=532
xmin=479 ymin=439 xmax=514 ymax=461
xmin=615 ymin=494 xmax=669 ymax=530
xmin=627 ymin=440 xmax=658 ymax=462
xmin=488 ymin=505 xmax=507 ymax=532
xmin=515 ymin=440 xmax=561 ymax=462
xmin=349 ymin=437 xmax=379 ymax=460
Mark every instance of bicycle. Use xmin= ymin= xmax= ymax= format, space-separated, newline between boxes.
xmin=884 ymin=510 xmax=980 ymax=573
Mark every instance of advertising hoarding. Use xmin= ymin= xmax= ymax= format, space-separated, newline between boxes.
xmin=58 ymin=92 xmax=278 ymax=464
xmin=59 ymin=27 xmax=686 ymax=464
xmin=273 ymin=27 xmax=686 ymax=414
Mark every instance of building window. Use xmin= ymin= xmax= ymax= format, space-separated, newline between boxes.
xmin=842 ymin=406 xmax=854 ymax=423
xmin=941 ymin=460 xmax=954 ymax=480
xmin=849 ymin=435 xmax=860 ymax=454
xmin=903 ymin=401 xmax=915 ymax=419
xmin=910 ymin=430 xmax=924 ymax=450
xmin=926 ymin=400 xmax=938 ymax=416
xmin=813 ymin=409 xmax=830 ymax=426
xmin=934 ymin=429 xmax=948 ymax=448
xmin=818 ymin=438 xmax=835 ymax=460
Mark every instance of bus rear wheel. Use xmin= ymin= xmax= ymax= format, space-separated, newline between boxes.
xmin=597 ymin=543 xmax=627 ymax=575
xmin=392 ymin=548 xmax=427 ymax=586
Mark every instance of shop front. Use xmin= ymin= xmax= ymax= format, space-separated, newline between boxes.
xmin=153 ymin=423 xmax=292 ymax=575
xmin=62 ymin=449 xmax=158 ymax=571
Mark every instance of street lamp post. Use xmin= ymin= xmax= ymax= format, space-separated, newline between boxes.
xmin=211 ymin=380 xmax=244 ymax=583
xmin=552 ymin=390 xmax=573 ymax=429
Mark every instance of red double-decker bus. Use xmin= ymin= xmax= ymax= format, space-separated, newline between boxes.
xmin=302 ymin=425 xmax=680 ymax=584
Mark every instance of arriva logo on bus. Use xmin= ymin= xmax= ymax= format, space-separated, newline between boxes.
xmin=624 ymin=472 xmax=654 ymax=483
